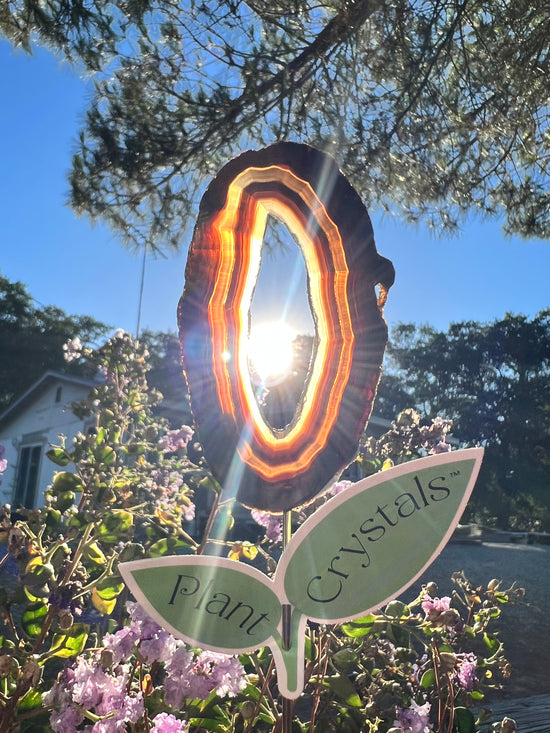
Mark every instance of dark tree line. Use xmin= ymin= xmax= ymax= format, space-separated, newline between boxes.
xmin=0 ymin=274 xmax=108 ymax=411
xmin=384 ymin=311 xmax=550 ymax=531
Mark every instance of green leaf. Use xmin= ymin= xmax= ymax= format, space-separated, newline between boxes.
xmin=117 ymin=542 xmax=145 ymax=563
xmin=420 ymin=668 xmax=436 ymax=689
xmin=18 ymin=688 xmax=43 ymax=710
xmin=388 ymin=622 xmax=409 ymax=647
xmin=341 ymin=614 xmax=375 ymax=638
xmin=21 ymin=602 xmax=49 ymax=637
xmin=52 ymin=472 xmax=83 ymax=492
xmin=469 ymin=690 xmax=484 ymax=701
xmin=454 ymin=706 xmax=476 ymax=733
xmin=332 ymin=648 xmax=358 ymax=672
xmin=45 ymin=509 xmax=62 ymax=531
xmin=483 ymin=633 xmax=501 ymax=655
xmin=98 ymin=510 xmax=133 ymax=542
xmin=46 ymin=448 xmax=71 ymax=466
xmin=326 ymin=675 xmax=362 ymax=707
xmin=49 ymin=623 xmax=88 ymax=658
xmin=98 ymin=446 xmax=116 ymax=466
xmin=95 ymin=577 xmax=125 ymax=601
xmin=149 ymin=537 xmax=192 ymax=557
xmin=385 ymin=600 xmax=408 ymax=618
xmin=83 ymin=541 xmax=107 ymax=566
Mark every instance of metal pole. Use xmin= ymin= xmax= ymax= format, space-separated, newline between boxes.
xmin=281 ymin=509 xmax=293 ymax=733
xmin=136 ymin=244 xmax=147 ymax=339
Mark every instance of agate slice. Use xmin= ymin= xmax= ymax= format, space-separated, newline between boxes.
xmin=178 ymin=142 xmax=394 ymax=512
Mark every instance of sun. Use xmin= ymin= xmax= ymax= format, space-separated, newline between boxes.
xmin=248 ymin=321 xmax=296 ymax=384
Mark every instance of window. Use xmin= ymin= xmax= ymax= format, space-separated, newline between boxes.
xmin=14 ymin=445 xmax=42 ymax=507
xmin=55 ymin=386 xmax=63 ymax=403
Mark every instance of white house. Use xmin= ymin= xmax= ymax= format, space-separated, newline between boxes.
xmin=0 ymin=372 xmax=95 ymax=509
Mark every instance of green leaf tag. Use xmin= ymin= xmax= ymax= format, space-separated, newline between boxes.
xmin=120 ymin=448 xmax=482 ymax=699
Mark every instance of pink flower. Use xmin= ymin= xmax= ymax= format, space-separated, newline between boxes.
xmin=421 ymin=594 xmax=451 ymax=621
xmin=183 ymin=502 xmax=196 ymax=521
xmin=151 ymin=712 xmax=188 ymax=732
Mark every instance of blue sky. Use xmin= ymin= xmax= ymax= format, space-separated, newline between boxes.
xmin=1 ymin=40 xmax=549 ymax=339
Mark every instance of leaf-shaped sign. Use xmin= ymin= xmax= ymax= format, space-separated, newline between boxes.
xmin=277 ymin=449 xmax=483 ymax=622
xmin=120 ymin=449 xmax=483 ymax=700
xmin=119 ymin=556 xmax=282 ymax=653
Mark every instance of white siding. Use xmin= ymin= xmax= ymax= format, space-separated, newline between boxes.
xmin=0 ymin=379 xmax=89 ymax=508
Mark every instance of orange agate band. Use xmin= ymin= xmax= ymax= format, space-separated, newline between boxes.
xmin=178 ymin=143 xmax=394 ymax=512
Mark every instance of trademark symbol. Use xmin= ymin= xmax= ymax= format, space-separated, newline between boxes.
xmin=450 ymin=470 xmax=460 ymax=477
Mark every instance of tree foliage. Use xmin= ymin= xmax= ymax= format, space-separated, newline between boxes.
xmin=2 ymin=0 xmax=549 ymax=250
xmin=0 ymin=273 xmax=109 ymax=410
xmin=387 ymin=311 xmax=550 ymax=530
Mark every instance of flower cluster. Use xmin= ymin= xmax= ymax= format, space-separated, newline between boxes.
xmin=44 ymin=660 xmax=144 ymax=733
xmin=393 ymin=700 xmax=432 ymax=733
xmin=63 ymin=336 xmax=83 ymax=362
xmin=251 ymin=509 xmax=282 ymax=542
xmin=45 ymin=601 xmax=245 ymax=732
xmin=362 ymin=409 xmax=454 ymax=467
xmin=454 ymin=652 xmax=478 ymax=691
xmin=421 ymin=593 xmax=463 ymax=630
xmin=418 ymin=416 xmax=453 ymax=454
xmin=151 ymin=468 xmax=195 ymax=520
xmin=159 ymin=427 xmax=194 ymax=453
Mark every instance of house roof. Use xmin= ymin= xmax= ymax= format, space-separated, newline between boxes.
xmin=0 ymin=371 xmax=96 ymax=431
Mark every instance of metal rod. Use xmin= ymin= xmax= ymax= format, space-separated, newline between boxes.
xmin=281 ymin=510 xmax=292 ymax=650
xmin=281 ymin=509 xmax=293 ymax=733
xmin=136 ymin=244 xmax=147 ymax=339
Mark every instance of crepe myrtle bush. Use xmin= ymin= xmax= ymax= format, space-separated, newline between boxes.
xmin=0 ymin=334 xmax=522 ymax=733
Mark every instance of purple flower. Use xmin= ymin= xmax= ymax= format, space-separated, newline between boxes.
xmin=139 ymin=628 xmax=177 ymax=665
xmin=454 ymin=653 xmax=477 ymax=691
xmin=326 ymin=480 xmax=352 ymax=497
xmin=151 ymin=712 xmax=188 ymax=732
xmin=43 ymin=668 xmax=75 ymax=709
xmin=71 ymin=659 xmax=105 ymax=709
xmin=103 ymin=625 xmax=140 ymax=665
xmin=431 ymin=440 xmax=452 ymax=454
xmin=50 ymin=705 xmax=84 ymax=733
xmin=127 ymin=601 xmax=165 ymax=639
xmin=183 ymin=502 xmax=196 ymax=521
xmin=394 ymin=700 xmax=431 ymax=733
xmin=251 ymin=510 xmax=282 ymax=542
xmin=159 ymin=427 xmax=193 ymax=453
xmin=164 ymin=648 xmax=245 ymax=707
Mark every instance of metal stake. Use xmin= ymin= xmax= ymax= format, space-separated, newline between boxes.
xmin=281 ymin=509 xmax=293 ymax=733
